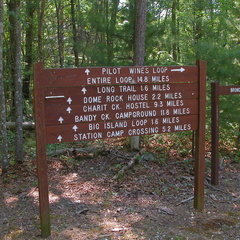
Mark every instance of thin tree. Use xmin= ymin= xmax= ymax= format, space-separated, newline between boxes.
xmin=8 ymin=0 xmax=23 ymax=163
xmin=38 ymin=0 xmax=46 ymax=61
xmin=171 ymin=0 xmax=179 ymax=62
xmin=0 ymin=0 xmax=9 ymax=172
xmin=131 ymin=0 xmax=147 ymax=149
xmin=70 ymin=0 xmax=79 ymax=67
xmin=55 ymin=0 xmax=64 ymax=67
xmin=194 ymin=0 xmax=203 ymax=59
xmin=106 ymin=0 xmax=120 ymax=65
xmin=23 ymin=0 xmax=38 ymax=100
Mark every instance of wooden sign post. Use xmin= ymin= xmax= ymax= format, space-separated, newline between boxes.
xmin=211 ymin=82 xmax=240 ymax=185
xmin=34 ymin=61 xmax=206 ymax=237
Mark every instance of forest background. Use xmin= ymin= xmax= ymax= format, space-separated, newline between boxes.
xmin=0 ymin=0 xmax=240 ymax=171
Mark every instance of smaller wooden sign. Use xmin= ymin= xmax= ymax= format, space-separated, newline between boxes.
xmin=219 ymin=85 xmax=240 ymax=95
xmin=211 ymin=82 xmax=240 ymax=185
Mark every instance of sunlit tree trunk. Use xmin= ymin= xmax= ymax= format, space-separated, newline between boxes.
xmin=131 ymin=0 xmax=147 ymax=149
xmin=0 ymin=0 xmax=9 ymax=172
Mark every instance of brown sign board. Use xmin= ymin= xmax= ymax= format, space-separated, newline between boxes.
xmin=39 ymin=65 xmax=201 ymax=145
xmin=41 ymin=65 xmax=198 ymax=87
xmin=34 ymin=61 xmax=207 ymax=237
xmin=211 ymin=82 xmax=240 ymax=185
xmin=219 ymin=85 xmax=240 ymax=95
xmin=45 ymin=97 xmax=198 ymax=123
xmin=45 ymin=115 xmax=198 ymax=144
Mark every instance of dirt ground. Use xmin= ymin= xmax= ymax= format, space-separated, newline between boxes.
xmin=0 ymin=138 xmax=240 ymax=240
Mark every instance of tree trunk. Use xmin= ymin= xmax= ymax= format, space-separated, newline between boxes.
xmin=194 ymin=0 xmax=203 ymax=59
xmin=23 ymin=0 xmax=38 ymax=100
xmin=38 ymin=0 xmax=46 ymax=61
xmin=70 ymin=0 xmax=79 ymax=67
xmin=55 ymin=0 xmax=64 ymax=67
xmin=8 ymin=0 xmax=23 ymax=163
xmin=14 ymin=0 xmax=23 ymax=163
xmin=106 ymin=0 xmax=119 ymax=65
xmin=171 ymin=0 xmax=179 ymax=62
xmin=131 ymin=0 xmax=147 ymax=150
xmin=0 ymin=0 xmax=9 ymax=172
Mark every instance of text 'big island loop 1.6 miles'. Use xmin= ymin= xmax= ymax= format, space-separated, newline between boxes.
xmin=42 ymin=65 xmax=199 ymax=143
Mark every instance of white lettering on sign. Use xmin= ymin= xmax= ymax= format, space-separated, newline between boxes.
xmin=67 ymin=97 xmax=72 ymax=104
xmin=57 ymin=135 xmax=63 ymax=142
xmin=102 ymin=67 xmax=121 ymax=75
xmin=162 ymin=117 xmax=180 ymax=124
xmin=137 ymin=76 xmax=149 ymax=83
xmin=119 ymin=85 xmax=136 ymax=92
xmin=87 ymin=77 xmax=111 ymax=85
xmin=83 ymin=104 xmax=107 ymax=112
xmin=171 ymin=67 xmax=185 ymax=72
xmin=104 ymin=121 xmax=128 ymax=129
xmin=165 ymin=92 xmax=182 ymax=99
xmin=74 ymin=132 xmax=103 ymax=141
xmin=106 ymin=95 xmax=123 ymax=102
xmin=75 ymin=115 xmax=97 ymax=122
xmin=85 ymin=69 xmax=90 ymax=75
xmin=140 ymin=85 xmax=148 ymax=91
xmin=45 ymin=95 xmax=65 ymax=99
xmin=83 ymin=96 xmax=102 ymax=103
xmin=73 ymin=125 xmax=78 ymax=132
xmin=128 ymin=127 xmax=159 ymax=136
xmin=152 ymin=67 xmax=168 ymax=73
xmin=107 ymin=130 xmax=124 ymax=138
xmin=88 ymin=123 xmax=100 ymax=130
xmin=111 ymin=104 xmax=121 ymax=110
xmin=131 ymin=119 xmax=148 ymax=127
xmin=66 ymin=107 xmax=72 ymax=113
xmin=129 ymin=67 xmax=149 ymax=74
xmin=174 ymin=124 xmax=191 ymax=131
xmin=82 ymin=87 xmax=87 ymax=94
xmin=152 ymin=94 xmax=162 ymax=100
xmin=115 ymin=76 xmax=135 ymax=84
xmin=162 ymin=126 xmax=171 ymax=132
xmin=125 ymin=102 xmax=150 ymax=109
xmin=230 ymin=88 xmax=240 ymax=93
xmin=151 ymin=119 xmax=159 ymax=125
xmin=166 ymin=100 xmax=184 ymax=107
xmin=128 ymin=94 xmax=148 ymax=101
xmin=115 ymin=110 xmax=156 ymax=119
xmin=97 ymin=86 xmax=115 ymax=93
xmin=152 ymin=84 xmax=170 ymax=91
xmin=101 ymin=114 xmax=111 ymax=120
xmin=153 ymin=101 xmax=164 ymax=108
xmin=172 ymin=108 xmax=190 ymax=115
xmin=160 ymin=109 xmax=170 ymax=116
xmin=58 ymin=117 xmax=64 ymax=123
xmin=151 ymin=76 xmax=170 ymax=83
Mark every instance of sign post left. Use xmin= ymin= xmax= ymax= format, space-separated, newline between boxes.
xmin=34 ymin=62 xmax=51 ymax=237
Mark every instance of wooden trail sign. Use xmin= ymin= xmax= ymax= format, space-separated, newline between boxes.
xmin=34 ymin=60 xmax=206 ymax=237
xmin=211 ymin=82 xmax=240 ymax=185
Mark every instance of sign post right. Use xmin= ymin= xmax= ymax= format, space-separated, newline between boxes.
xmin=211 ymin=82 xmax=240 ymax=185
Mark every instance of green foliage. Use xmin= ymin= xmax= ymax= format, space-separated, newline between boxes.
xmin=1 ymin=0 xmax=240 ymax=161
xmin=22 ymin=134 xmax=36 ymax=157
